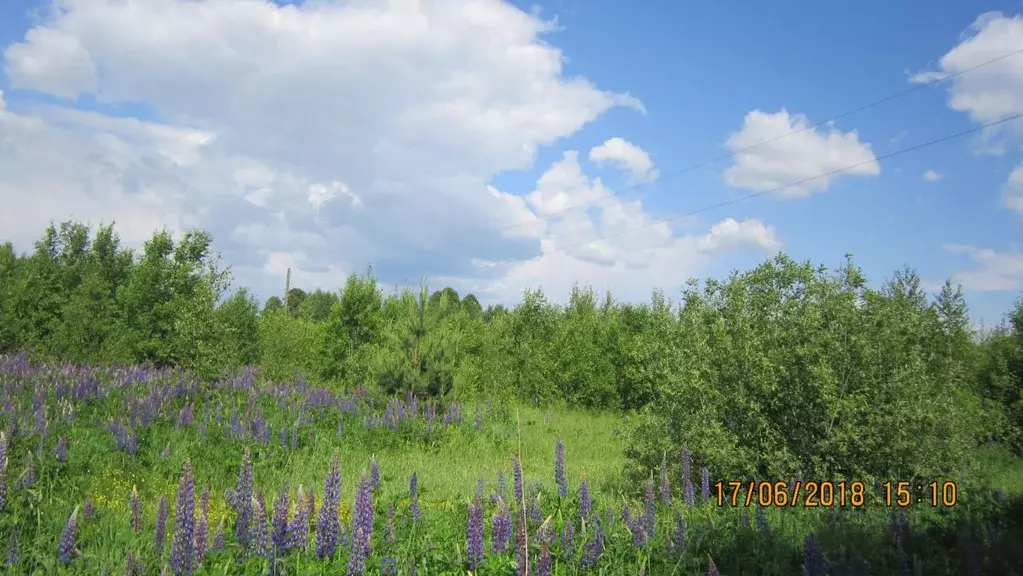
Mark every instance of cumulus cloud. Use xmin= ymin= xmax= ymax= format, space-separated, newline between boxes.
xmin=0 ymin=0 xmax=777 ymax=304
xmin=943 ymin=243 xmax=1023 ymax=291
xmin=696 ymin=218 xmax=782 ymax=254
xmin=922 ymin=169 xmax=944 ymax=182
xmin=1005 ymin=163 xmax=1023 ymax=215
xmin=723 ymin=109 xmax=880 ymax=198
xmin=588 ymin=137 xmax=659 ymax=183
xmin=910 ymin=12 xmax=1023 ymax=146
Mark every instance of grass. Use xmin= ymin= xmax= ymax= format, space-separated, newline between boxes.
xmin=0 ymin=356 xmax=1021 ymax=575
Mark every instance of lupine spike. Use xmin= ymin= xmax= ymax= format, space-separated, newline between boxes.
xmin=554 ymin=438 xmax=567 ymax=497
xmin=409 ymin=472 xmax=420 ymax=522
xmin=155 ymin=495 xmax=168 ymax=558
xmin=682 ymin=448 xmax=694 ymax=506
xmin=701 ymin=467 xmax=711 ymax=504
xmin=170 ymin=460 xmax=196 ymax=576
xmin=467 ymin=496 xmax=484 ymax=569
xmin=315 ymin=453 xmax=341 ymax=560
xmin=578 ymin=478 xmax=591 ymax=519
xmin=58 ymin=506 xmax=79 ymax=565
xmin=130 ymin=485 xmax=143 ymax=533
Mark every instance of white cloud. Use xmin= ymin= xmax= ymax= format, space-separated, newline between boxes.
xmin=911 ymin=12 xmax=1023 ymax=146
xmin=0 ymin=0 xmax=775 ymax=305
xmin=696 ymin=218 xmax=782 ymax=254
xmin=589 ymin=137 xmax=659 ymax=183
xmin=922 ymin=169 xmax=944 ymax=182
xmin=723 ymin=109 xmax=880 ymax=198
xmin=943 ymin=243 xmax=1023 ymax=291
xmin=1005 ymin=163 xmax=1023 ymax=215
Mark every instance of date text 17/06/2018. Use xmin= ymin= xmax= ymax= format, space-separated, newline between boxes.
xmin=712 ymin=480 xmax=959 ymax=509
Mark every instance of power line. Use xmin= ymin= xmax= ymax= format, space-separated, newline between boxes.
xmin=524 ymin=112 xmax=1022 ymax=261
xmin=491 ymin=46 xmax=1023 ymax=235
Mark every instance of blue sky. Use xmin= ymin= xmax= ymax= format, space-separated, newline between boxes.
xmin=1 ymin=0 xmax=1021 ymax=326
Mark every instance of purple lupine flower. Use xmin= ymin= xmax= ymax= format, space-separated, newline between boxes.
xmin=5 ymin=530 xmax=17 ymax=567
xmin=514 ymin=514 xmax=528 ymax=576
xmin=645 ymin=476 xmax=656 ymax=540
xmin=83 ymin=497 xmax=94 ymax=520
xmin=667 ymin=510 xmax=686 ymax=555
xmin=315 ymin=453 xmax=341 ymax=560
xmin=347 ymin=474 xmax=374 ymax=576
xmin=512 ymin=457 xmax=524 ymax=508
xmin=409 ymin=473 xmax=419 ymax=522
xmin=170 ymin=461 xmax=196 ymax=576
xmin=578 ymin=478 xmax=591 ymax=519
xmin=210 ymin=522 xmax=224 ymax=552
xmin=682 ymin=449 xmax=694 ymax=506
xmin=278 ymin=427 xmax=288 ymax=448
xmin=581 ymin=514 xmax=604 ymax=569
xmin=536 ymin=542 xmax=552 ymax=576
xmin=271 ymin=488 xmax=290 ymax=558
xmin=371 ymin=458 xmax=380 ymax=489
xmin=707 ymin=558 xmax=719 ymax=576
xmin=467 ymin=497 xmax=484 ymax=569
xmin=0 ymin=432 xmax=7 ymax=509
xmin=124 ymin=552 xmax=144 ymax=576
xmin=196 ymin=487 xmax=210 ymax=565
xmin=497 ymin=471 xmax=507 ymax=497
xmin=492 ymin=498 xmax=511 ymax=554
xmin=54 ymin=436 xmax=68 ymax=463
xmin=57 ymin=507 xmax=79 ymax=565
xmin=701 ymin=467 xmax=710 ymax=504
xmin=659 ymin=461 xmax=671 ymax=505
xmin=251 ymin=491 xmax=269 ymax=558
xmin=155 ymin=495 xmax=169 ymax=558
xmin=554 ymin=439 xmax=567 ymax=497
xmin=561 ymin=518 xmax=576 ymax=557
xmin=803 ymin=533 xmax=827 ymax=576
xmin=130 ymin=485 xmax=143 ymax=533
xmin=381 ymin=556 xmax=397 ymax=576
xmin=235 ymin=449 xmax=253 ymax=550
xmin=288 ymin=485 xmax=310 ymax=552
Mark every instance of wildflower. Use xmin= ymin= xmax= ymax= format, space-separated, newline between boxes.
xmin=514 ymin=513 xmax=528 ymax=576
xmin=536 ymin=542 xmax=552 ymax=576
xmin=155 ymin=495 xmax=168 ymax=558
xmin=170 ymin=461 xmax=196 ymax=576
xmin=578 ymin=478 xmax=591 ymax=519
xmin=347 ymin=474 xmax=374 ymax=576
xmin=707 ymin=557 xmax=719 ymax=576
xmin=554 ymin=439 xmax=567 ymax=497
xmin=645 ymin=476 xmax=656 ymax=540
xmin=124 ymin=552 xmax=145 ymax=576
xmin=409 ymin=473 xmax=419 ymax=522
xmin=0 ymin=432 xmax=7 ymax=509
xmin=287 ymin=485 xmax=310 ymax=552
xmin=6 ymin=530 xmax=17 ymax=566
xmin=129 ymin=485 xmax=144 ymax=533
xmin=21 ymin=456 xmax=34 ymax=489
xmin=755 ymin=503 xmax=770 ymax=535
xmin=381 ymin=556 xmax=397 ymax=576
xmin=561 ymin=520 xmax=575 ymax=556
xmin=271 ymin=488 xmax=290 ymax=559
xmin=682 ymin=448 xmax=694 ymax=506
xmin=667 ymin=510 xmax=686 ymax=555
xmin=212 ymin=522 xmax=225 ymax=552
xmin=315 ymin=453 xmax=341 ymax=560
xmin=58 ymin=506 xmax=79 ymax=565
xmin=512 ymin=457 xmax=524 ymax=508
xmin=251 ymin=492 xmax=269 ymax=558
xmin=371 ymin=457 xmax=380 ymax=489
xmin=467 ymin=497 xmax=484 ymax=569
xmin=491 ymin=497 xmax=511 ymax=554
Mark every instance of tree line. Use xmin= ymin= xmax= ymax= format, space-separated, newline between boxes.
xmin=0 ymin=221 xmax=1020 ymax=483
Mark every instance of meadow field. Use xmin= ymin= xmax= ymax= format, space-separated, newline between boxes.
xmin=1 ymin=222 xmax=1023 ymax=574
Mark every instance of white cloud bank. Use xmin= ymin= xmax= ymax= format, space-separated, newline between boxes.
xmin=1 ymin=0 xmax=780 ymax=304
xmin=722 ymin=109 xmax=880 ymax=198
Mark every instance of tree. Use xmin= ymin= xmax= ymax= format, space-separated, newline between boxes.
xmin=262 ymin=296 xmax=284 ymax=315
xmin=286 ymin=288 xmax=308 ymax=317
